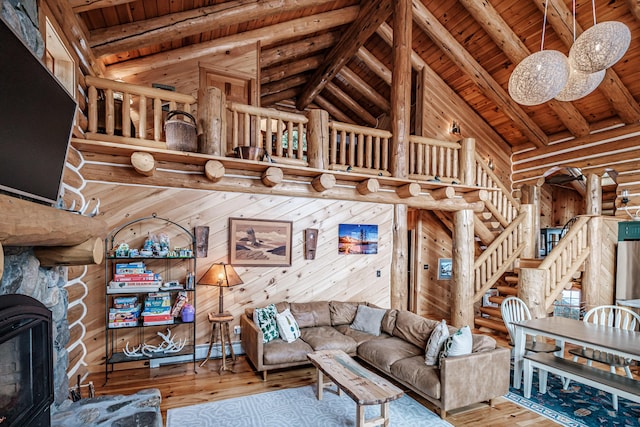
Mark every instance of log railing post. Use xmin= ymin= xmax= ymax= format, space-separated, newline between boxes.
xmin=306 ymin=109 xmax=329 ymax=169
xmin=390 ymin=0 xmax=411 ymax=179
xmin=520 ymin=204 xmax=536 ymax=259
xmin=198 ymin=86 xmax=226 ymax=155
xmin=460 ymin=137 xmax=475 ymax=186
xmin=453 ymin=209 xmax=475 ymax=327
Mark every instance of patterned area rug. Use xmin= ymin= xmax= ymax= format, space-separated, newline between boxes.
xmin=166 ymin=385 xmax=453 ymax=427
xmin=505 ymin=369 xmax=640 ymax=427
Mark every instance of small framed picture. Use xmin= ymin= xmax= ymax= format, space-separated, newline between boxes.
xmin=437 ymin=258 xmax=452 ymax=280
xmin=229 ymin=218 xmax=293 ymax=266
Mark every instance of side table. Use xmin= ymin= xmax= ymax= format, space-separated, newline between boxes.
xmin=200 ymin=312 xmax=235 ymax=372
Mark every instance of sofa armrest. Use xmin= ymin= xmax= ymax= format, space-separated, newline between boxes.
xmin=240 ymin=314 xmax=264 ymax=371
xmin=439 ymin=346 xmax=510 ymax=411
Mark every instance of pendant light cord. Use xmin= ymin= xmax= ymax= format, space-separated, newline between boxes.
xmin=541 ymin=0 xmax=549 ymax=51
xmin=591 ymin=0 xmax=597 ymax=26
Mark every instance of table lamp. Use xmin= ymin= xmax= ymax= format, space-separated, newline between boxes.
xmin=198 ymin=262 xmax=243 ymax=314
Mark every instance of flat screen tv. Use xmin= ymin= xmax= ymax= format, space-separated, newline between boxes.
xmin=0 ymin=17 xmax=77 ymax=205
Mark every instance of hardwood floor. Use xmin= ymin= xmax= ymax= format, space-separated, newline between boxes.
xmin=89 ymin=347 xmax=560 ymax=426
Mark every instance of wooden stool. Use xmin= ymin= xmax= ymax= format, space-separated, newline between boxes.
xmin=200 ymin=312 xmax=235 ymax=372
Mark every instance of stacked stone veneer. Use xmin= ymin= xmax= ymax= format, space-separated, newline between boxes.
xmin=0 ymin=248 xmax=70 ymax=407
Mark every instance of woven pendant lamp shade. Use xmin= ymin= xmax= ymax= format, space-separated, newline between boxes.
xmin=569 ymin=21 xmax=631 ymax=73
xmin=508 ymin=50 xmax=570 ymax=106
xmin=554 ymin=67 xmax=605 ymax=102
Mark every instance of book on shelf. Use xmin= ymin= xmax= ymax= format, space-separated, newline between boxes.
xmin=108 ymin=320 xmax=138 ymax=328
xmin=113 ymin=273 xmax=158 ymax=282
xmin=107 ymin=286 xmax=160 ymax=294
xmin=142 ymin=319 xmax=174 ymax=326
xmin=109 ymin=280 xmax=163 ymax=288
xmin=142 ymin=314 xmax=173 ymax=322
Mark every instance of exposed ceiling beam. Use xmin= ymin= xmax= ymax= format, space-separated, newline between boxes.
xmin=412 ymin=1 xmax=548 ymax=147
xmin=325 ymin=81 xmax=377 ymax=126
xmin=261 ymin=55 xmax=323 ymax=84
xmin=314 ymin=95 xmax=357 ymax=124
xmin=458 ymin=0 xmax=590 ymax=138
xmin=628 ymin=0 xmax=640 ymax=20
xmin=337 ymin=67 xmax=390 ymax=112
xmin=536 ymin=0 xmax=640 ymax=123
xmin=90 ymin=0 xmax=338 ymax=58
xmin=356 ymin=47 xmax=392 ymax=85
xmin=70 ymin=0 xmax=135 ymax=13
xmin=105 ymin=7 xmax=359 ymax=79
xmin=261 ymin=75 xmax=307 ymax=97
xmin=260 ymin=32 xmax=340 ymax=68
xmin=296 ymin=0 xmax=393 ymax=110
xmin=261 ymin=87 xmax=301 ymax=107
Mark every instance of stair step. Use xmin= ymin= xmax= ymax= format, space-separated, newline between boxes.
xmin=504 ymin=276 xmax=519 ymax=284
xmin=479 ymin=306 xmax=502 ymax=318
xmin=474 ymin=317 xmax=508 ymax=334
xmin=489 ymin=295 xmax=506 ymax=305
xmin=496 ymin=285 xmax=518 ymax=295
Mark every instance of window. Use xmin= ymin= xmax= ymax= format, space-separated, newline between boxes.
xmin=44 ymin=18 xmax=74 ymax=98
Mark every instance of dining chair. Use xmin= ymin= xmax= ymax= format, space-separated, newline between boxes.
xmin=568 ymin=305 xmax=640 ymax=410
xmin=501 ymin=296 xmax=563 ymax=354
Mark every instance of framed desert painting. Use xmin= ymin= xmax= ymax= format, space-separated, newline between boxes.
xmin=229 ymin=218 xmax=293 ymax=266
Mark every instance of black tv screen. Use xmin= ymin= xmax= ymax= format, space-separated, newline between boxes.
xmin=0 ymin=17 xmax=77 ymax=205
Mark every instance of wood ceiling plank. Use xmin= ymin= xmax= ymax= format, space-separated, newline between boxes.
xmin=533 ymin=0 xmax=640 ymax=124
xmin=628 ymin=0 xmax=640 ymax=21
xmin=412 ymin=1 xmax=548 ymax=147
xmin=296 ymin=0 xmax=393 ymax=110
xmin=458 ymin=0 xmax=590 ymax=138
xmin=91 ymin=0 xmax=340 ymax=57
xmin=105 ymin=7 xmax=359 ymax=79
xmin=71 ymin=0 xmax=136 ymax=13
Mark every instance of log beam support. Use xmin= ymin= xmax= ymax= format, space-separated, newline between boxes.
xmin=261 ymin=167 xmax=284 ymax=187
xmin=356 ymin=178 xmax=380 ymax=195
xmin=311 ymin=174 xmax=336 ymax=192
xmin=131 ymin=152 xmax=155 ymax=176
xmin=430 ymin=186 xmax=455 ymax=200
xmin=396 ymin=183 xmax=421 ymax=198
xmin=204 ymin=160 xmax=225 ymax=182
xmin=34 ymin=238 xmax=104 ymax=266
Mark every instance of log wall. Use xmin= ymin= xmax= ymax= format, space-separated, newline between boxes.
xmin=78 ymin=157 xmax=394 ymax=373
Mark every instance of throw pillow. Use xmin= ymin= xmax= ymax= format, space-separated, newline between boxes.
xmin=424 ymin=319 xmax=449 ymax=365
xmin=349 ymin=304 xmax=386 ymax=336
xmin=254 ymin=304 xmax=279 ymax=343
xmin=439 ymin=325 xmax=473 ymax=363
xmin=276 ymin=308 xmax=301 ymax=343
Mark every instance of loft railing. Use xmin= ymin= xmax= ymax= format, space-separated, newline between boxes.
xmin=473 ymin=211 xmax=528 ymax=302
xmin=408 ymin=136 xmax=461 ymax=183
xmin=327 ymin=121 xmax=391 ymax=176
xmin=85 ymin=76 xmax=196 ymax=149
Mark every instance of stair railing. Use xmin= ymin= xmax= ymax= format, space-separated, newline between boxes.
xmin=473 ymin=211 xmax=528 ymax=302
xmin=536 ymin=216 xmax=591 ymax=311
xmin=474 ymin=153 xmax=519 ymax=227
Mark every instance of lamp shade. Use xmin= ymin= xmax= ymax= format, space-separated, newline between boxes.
xmin=198 ymin=263 xmax=243 ymax=288
xmin=508 ymin=50 xmax=570 ymax=106
xmin=554 ymin=67 xmax=605 ymax=102
xmin=569 ymin=21 xmax=631 ymax=73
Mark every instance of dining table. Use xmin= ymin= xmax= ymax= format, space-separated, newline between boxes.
xmin=512 ymin=316 xmax=640 ymax=389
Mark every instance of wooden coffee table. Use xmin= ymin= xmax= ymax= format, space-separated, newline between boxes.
xmin=307 ymin=349 xmax=404 ymax=427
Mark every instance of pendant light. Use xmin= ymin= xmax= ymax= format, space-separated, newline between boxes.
xmin=508 ymin=0 xmax=569 ymax=106
xmin=568 ymin=0 xmax=631 ymax=73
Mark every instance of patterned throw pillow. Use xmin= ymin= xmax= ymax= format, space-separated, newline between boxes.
xmin=254 ymin=304 xmax=279 ymax=343
xmin=424 ymin=319 xmax=449 ymax=365
xmin=439 ymin=325 xmax=472 ymax=365
xmin=275 ymin=308 xmax=301 ymax=343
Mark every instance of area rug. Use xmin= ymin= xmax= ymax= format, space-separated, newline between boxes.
xmin=505 ymin=369 xmax=640 ymax=427
xmin=166 ymin=385 xmax=452 ymax=427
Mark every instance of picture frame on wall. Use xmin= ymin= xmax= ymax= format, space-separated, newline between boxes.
xmin=437 ymin=258 xmax=452 ymax=280
xmin=229 ymin=218 xmax=293 ymax=266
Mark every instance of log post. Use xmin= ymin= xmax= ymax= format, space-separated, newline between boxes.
xmin=389 ymin=0 xmax=411 ymax=179
xmin=261 ymin=167 xmax=284 ymax=187
xmin=582 ymin=216 xmax=602 ymax=311
xmin=520 ymin=204 xmax=537 ymax=259
xmin=518 ymin=267 xmax=548 ymax=318
xmin=391 ymin=204 xmax=408 ymax=310
xmin=198 ymin=86 xmax=226 ymax=155
xmin=396 ymin=183 xmax=421 ymax=198
xmin=585 ymin=173 xmax=602 ymax=215
xmin=204 ymin=160 xmax=225 ymax=182
xmin=520 ymin=184 xmax=540 ymax=258
xmin=452 ymin=209 xmax=474 ymax=327
xmin=460 ymin=137 xmax=476 ymax=186
xmin=34 ymin=238 xmax=104 ymax=267
xmin=311 ymin=174 xmax=336 ymax=192
xmin=88 ymin=85 xmax=98 ymax=134
xmin=356 ymin=178 xmax=380 ymax=195
xmin=131 ymin=152 xmax=155 ymax=176
xmin=306 ymin=109 xmax=329 ymax=169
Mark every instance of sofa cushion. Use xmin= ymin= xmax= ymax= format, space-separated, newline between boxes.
xmin=254 ymin=304 xmax=279 ymax=343
xmin=300 ymin=326 xmax=358 ymax=354
xmin=472 ymin=334 xmax=497 ymax=353
xmin=357 ymin=336 xmax=423 ymax=373
xmin=425 ymin=319 xmax=449 ymax=365
xmin=276 ymin=308 xmax=301 ymax=343
xmin=350 ymin=304 xmax=386 ymax=336
xmin=263 ymin=338 xmax=314 ymax=365
xmin=330 ymin=301 xmax=362 ymax=326
xmin=390 ymin=356 xmax=441 ymax=400
xmin=334 ymin=324 xmax=390 ymax=346
xmin=380 ymin=309 xmax=397 ymax=336
xmin=393 ymin=310 xmax=440 ymax=349
xmin=290 ymin=302 xmax=331 ymax=328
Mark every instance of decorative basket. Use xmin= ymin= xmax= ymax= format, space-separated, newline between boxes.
xmin=164 ymin=110 xmax=197 ymax=152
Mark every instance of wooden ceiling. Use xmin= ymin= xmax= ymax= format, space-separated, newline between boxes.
xmin=72 ymin=0 xmax=640 ymax=152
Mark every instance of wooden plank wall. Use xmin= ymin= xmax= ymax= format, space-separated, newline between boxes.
xmin=77 ymin=154 xmax=394 ymax=374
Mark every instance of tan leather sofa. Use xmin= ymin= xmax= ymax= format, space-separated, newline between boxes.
xmin=240 ymin=300 xmax=510 ymax=418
